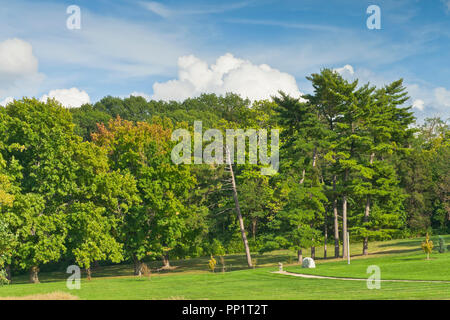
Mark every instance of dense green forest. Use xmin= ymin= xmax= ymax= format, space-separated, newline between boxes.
xmin=0 ymin=69 xmax=448 ymax=283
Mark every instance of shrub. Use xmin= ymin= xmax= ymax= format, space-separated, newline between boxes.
xmin=0 ymin=269 xmax=9 ymax=286
xmin=208 ymin=256 xmax=217 ymax=272
xmin=438 ymin=236 xmax=447 ymax=253
xmin=210 ymin=239 xmax=226 ymax=256
xmin=421 ymin=233 xmax=434 ymax=260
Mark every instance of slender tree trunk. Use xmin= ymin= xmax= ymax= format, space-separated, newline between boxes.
xmin=6 ymin=265 xmax=11 ymax=282
xmin=312 ymin=147 xmax=317 ymax=168
xmin=342 ymin=169 xmax=349 ymax=259
xmin=324 ymin=217 xmax=328 ymax=259
xmin=363 ymin=153 xmax=375 ymax=256
xmin=162 ymin=254 xmax=170 ymax=268
xmin=86 ymin=268 xmax=92 ymax=281
xmin=133 ymin=256 xmax=143 ymax=276
xmin=297 ymin=249 xmax=303 ymax=264
xmin=252 ymin=219 xmax=257 ymax=241
xmin=311 ymin=246 xmax=316 ymax=260
xmin=226 ymin=146 xmax=253 ymax=268
xmin=299 ymin=169 xmax=306 ymax=184
xmin=333 ymin=176 xmax=340 ymax=258
xmin=363 ymin=196 xmax=371 ymax=256
xmin=29 ymin=266 xmax=39 ymax=284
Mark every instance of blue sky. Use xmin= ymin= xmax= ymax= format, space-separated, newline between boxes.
xmin=0 ymin=0 xmax=449 ymax=121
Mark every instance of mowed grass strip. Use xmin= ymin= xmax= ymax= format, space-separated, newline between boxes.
xmin=0 ymin=292 xmax=78 ymax=300
xmin=1 ymin=268 xmax=449 ymax=300
xmin=1 ymin=236 xmax=449 ymax=300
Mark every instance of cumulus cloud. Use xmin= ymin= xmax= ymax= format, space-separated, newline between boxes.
xmin=0 ymin=38 xmax=38 ymax=76
xmin=334 ymin=64 xmax=355 ymax=76
xmin=40 ymin=88 xmax=91 ymax=108
xmin=398 ymin=84 xmax=450 ymax=122
xmin=129 ymin=92 xmax=151 ymax=101
xmin=152 ymin=53 xmax=302 ymax=102
xmin=0 ymin=97 xmax=14 ymax=107
xmin=0 ymin=38 xmax=44 ymax=98
xmin=434 ymin=87 xmax=450 ymax=108
xmin=412 ymin=99 xmax=425 ymax=111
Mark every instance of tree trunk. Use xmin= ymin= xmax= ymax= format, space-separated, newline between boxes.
xmin=311 ymin=246 xmax=316 ymax=260
xmin=252 ymin=219 xmax=257 ymax=241
xmin=162 ymin=254 xmax=170 ymax=268
xmin=333 ymin=175 xmax=340 ymax=258
xmin=324 ymin=219 xmax=328 ymax=259
xmin=312 ymin=146 xmax=317 ymax=168
xmin=226 ymin=146 xmax=253 ymax=268
xmin=342 ymin=169 xmax=349 ymax=259
xmin=29 ymin=266 xmax=39 ymax=284
xmin=363 ymin=153 xmax=375 ymax=256
xmin=6 ymin=265 xmax=11 ymax=282
xmin=299 ymin=169 xmax=306 ymax=184
xmin=362 ymin=196 xmax=371 ymax=256
xmin=297 ymin=249 xmax=303 ymax=264
xmin=86 ymin=267 xmax=92 ymax=281
xmin=133 ymin=256 xmax=143 ymax=276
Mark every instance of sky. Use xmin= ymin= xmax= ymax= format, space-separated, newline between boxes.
xmin=0 ymin=0 xmax=449 ymax=121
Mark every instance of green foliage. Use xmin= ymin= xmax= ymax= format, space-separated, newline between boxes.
xmin=208 ymin=255 xmax=217 ymax=272
xmin=0 ymin=269 xmax=9 ymax=285
xmin=92 ymin=118 xmax=201 ymax=264
xmin=1 ymin=74 xmax=448 ymax=283
xmin=209 ymin=239 xmax=226 ymax=256
xmin=0 ymin=219 xmax=16 ymax=285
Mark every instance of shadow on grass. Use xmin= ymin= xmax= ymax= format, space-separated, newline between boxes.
xmin=10 ymin=236 xmax=449 ymax=285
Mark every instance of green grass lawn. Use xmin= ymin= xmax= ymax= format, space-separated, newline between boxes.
xmin=286 ymin=236 xmax=450 ymax=281
xmin=1 ymin=236 xmax=449 ymax=300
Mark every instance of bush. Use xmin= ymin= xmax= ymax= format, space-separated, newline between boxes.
xmin=438 ymin=236 xmax=447 ymax=253
xmin=421 ymin=233 xmax=434 ymax=260
xmin=0 ymin=269 xmax=9 ymax=286
xmin=210 ymin=239 xmax=226 ymax=256
xmin=208 ymin=256 xmax=217 ymax=272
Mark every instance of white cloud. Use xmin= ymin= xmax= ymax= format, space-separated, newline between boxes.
xmin=334 ymin=64 xmax=355 ymax=77
xmin=129 ymin=92 xmax=151 ymax=101
xmin=1 ymin=2 xmax=192 ymax=79
xmin=140 ymin=2 xmax=172 ymax=18
xmin=140 ymin=1 xmax=251 ymax=17
xmin=40 ymin=88 xmax=90 ymax=108
xmin=412 ymin=99 xmax=425 ymax=111
xmin=0 ymin=38 xmax=38 ymax=76
xmin=0 ymin=97 xmax=14 ymax=107
xmin=434 ymin=87 xmax=450 ymax=108
xmin=406 ymin=84 xmax=450 ymax=121
xmin=152 ymin=53 xmax=302 ymax=101
xmin=0 ymin=38 xmax=44 ymax=98
xmin=329 ymin=66 xmax=450 ymax=121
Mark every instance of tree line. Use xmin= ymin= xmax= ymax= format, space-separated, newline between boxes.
xmin=0 ymin=69 xmax=448 ymax=283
